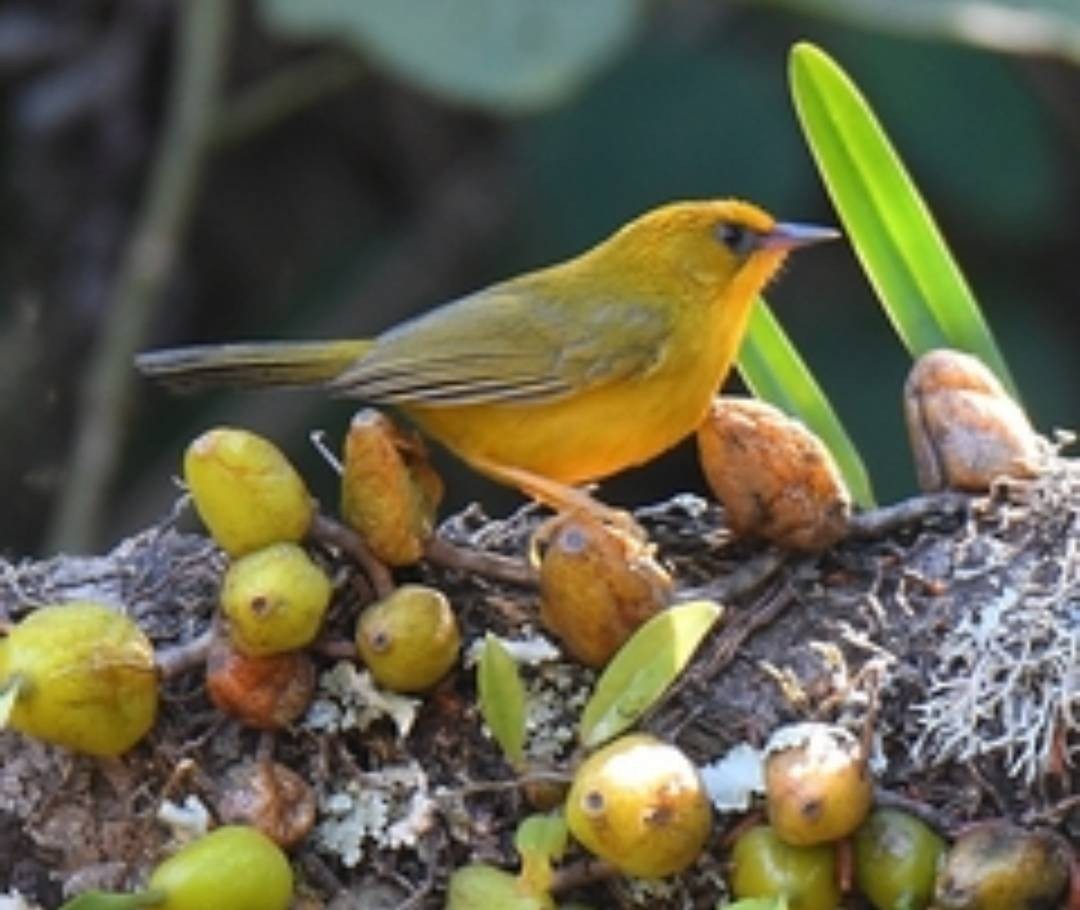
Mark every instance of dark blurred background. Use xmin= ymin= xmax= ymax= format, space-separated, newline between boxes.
xmin=2 ymin=0 xmax=1078 ymax=557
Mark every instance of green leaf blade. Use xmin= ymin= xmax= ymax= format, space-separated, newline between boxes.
xmin=579 ymin=600 xmax=722 ymax=749
xmin=737 ymin=299 xmax=875 ymax=508
xmin=477 ymin=633 xmax=527 ymax=767
xmin=789 ymin=41 xmax=1017 ymax=397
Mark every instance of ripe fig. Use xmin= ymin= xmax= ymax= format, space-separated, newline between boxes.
xmin=565 ymin=733 xmax=711 ymax=878
xmin=220 ymin=543 xmax=332 ymax=657
xmin=539 ymin=513 xmax=671 ymax=668
xmin=184 ymin=427 xmax=313 ymax=556
xmin=933 ymin=821 xmax=1070 ymax=910
xmin=147 ymin=825 xmax=293 ymax=910
xmin=341 ymin=409 xmax=444 ymax=566
xmin=206 ymin=637 xmax=315 ymax=729
xmin=730 ymin=824 xmax=839 ymax=910
xmin=764 ymin=722 xmax=872 ymax=846
xmin=697 ymin=397 xmax=850 ymax=551
xmin=356 ymin=585 xmax=461 ymax=692
xmin=904 ymin=349 xmax=1041 ymax=492
xmin=854 ymin=808 xmax=945 ymax=910
xmin=0 ymin=601 xmax=157 ymax=756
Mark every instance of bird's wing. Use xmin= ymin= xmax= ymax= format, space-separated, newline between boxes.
xmin=328 ymin=282 xmax=673 ymax=406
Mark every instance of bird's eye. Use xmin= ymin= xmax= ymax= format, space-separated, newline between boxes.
xmin=715 ymin=222 xmax=758 ymax=256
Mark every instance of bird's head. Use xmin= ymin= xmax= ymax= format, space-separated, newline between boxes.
xmin=595 ymin=199 xmax=839 ymax=303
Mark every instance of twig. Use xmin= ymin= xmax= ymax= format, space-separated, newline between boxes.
xmin=677 ymin=549 xmax=788 ymax=603
xmin=424 ymin=535 xmax=538 ymax=588
xmin=550 ymin=857 xmax=617 ymax=894
xmin=309 ymin=512 xmax=395 ymax=599
xmin=212 ymin=50 xmax=366 ymax=150
xmin=699 ymin=583 xmax=797 ymax=680
xmin=47 ymin=0 xmax=233 ymax=553
xmin=437 ymin=770 xmax=572 ymax=799
xmin=299 ymin=852 xmax=347 ymax=900
xmin=847 ymin=491 xmax=970 ymax=538
xmin=313 ymin=637 xmax=357 ymax=661
xmin=156 ymin=626 xmax=214 ymax=678
xmin=964 ymin=760 xmax=1010 ymax=817
xmin=1024 ymin=793 xmax=1080 ymax=827
xmin=645 ymin=584 xmax=797 ymax=734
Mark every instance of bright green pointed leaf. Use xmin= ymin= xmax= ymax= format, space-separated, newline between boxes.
xmin=789 ymin=42 xmax=1018 ymax=398
xmin=256 ymin=0 xmax=645 ymax=113
xmin=58 ymin=891 xmax=165 ymax=910
xmin=579 ymin=600 xmax=722 ymax=749
xmin=477 ymin=633 xmax=527 ymax=767
xmin=738 ymin=298 xmax=875 ymax=508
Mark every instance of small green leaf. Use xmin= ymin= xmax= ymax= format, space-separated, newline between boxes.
xmin=718 ymin=897 xmax=788 ymax=910
xmin=0 ymin=675 xmax=23 ymax=727
xmin=477 ymin=633 xmax=527 ymax=767
xmin=738 ymin=298 xmax=875 ymax=508
xmin=789 ymin=42 xmax=1017 ymax=397
xmin=515 ymin=812 xmax=568 ymax=896
xmin=515 ymin=812 xmax=569 ymax=862
xmin=58 ymin=891 xmax=166 ymax=910
xmin=579 ymin=600 xmax=722 ymax=749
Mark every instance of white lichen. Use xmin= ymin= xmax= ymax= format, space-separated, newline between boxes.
xmin=463 ymin=632 xmax=561 ymax=668
xmin=699 ymin=742 xmax=764 ymax=812
xmin=764 ymin=721 xmax=861 ymax=764
xmin=911 ymin=462 xmax=1080 ymax=784
xmin=304 ymin=661 xmax=420 ymax=738
xmin=156 ymin=794 xmax=211 ymax=840
xmin=522 ymin=662 xmax=591 ymax=764
xmin=313 ymin=762 xmax=435 ymax=868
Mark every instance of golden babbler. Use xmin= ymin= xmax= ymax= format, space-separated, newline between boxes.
xmin=138 ymin=200 xmax=837 ymax=509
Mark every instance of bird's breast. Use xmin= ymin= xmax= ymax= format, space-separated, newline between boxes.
xmin=403 ymin=307 xmax=737 ymax=484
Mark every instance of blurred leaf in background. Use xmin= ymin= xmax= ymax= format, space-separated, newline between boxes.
xmin=256 ymin=0 xmax=647 ymax=113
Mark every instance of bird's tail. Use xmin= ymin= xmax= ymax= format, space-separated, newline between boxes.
xmin=135 ymin=339 xmax=373 ymax=393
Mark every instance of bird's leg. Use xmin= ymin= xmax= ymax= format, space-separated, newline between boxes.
xmin=467 ymin=455 xmax=646 ymax=541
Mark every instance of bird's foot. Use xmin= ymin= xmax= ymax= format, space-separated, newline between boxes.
xmin=468 ymin=456 xmax=647 ymax=547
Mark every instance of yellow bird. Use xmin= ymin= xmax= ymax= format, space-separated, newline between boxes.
xmin=137 ymin=199 xmax=837 ymax=515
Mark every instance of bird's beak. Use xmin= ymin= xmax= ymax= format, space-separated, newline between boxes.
xmin=760 ymin=222 xmax=841 ymax=251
